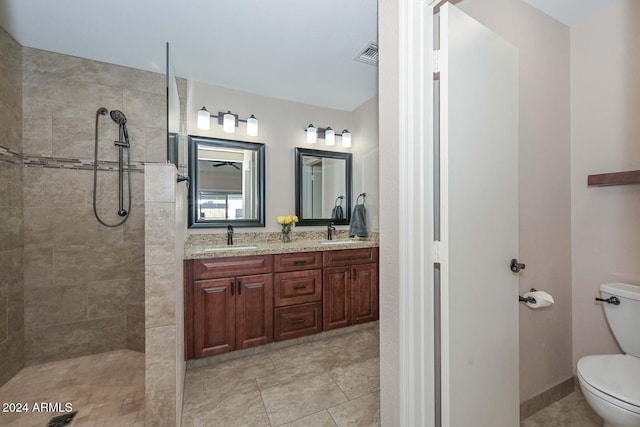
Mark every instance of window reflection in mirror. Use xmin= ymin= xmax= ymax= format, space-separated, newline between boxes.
xmin=188 ymin=136 xmax=265 ymax=228
xmin=295 ymin=148 xmax=352 ymax=226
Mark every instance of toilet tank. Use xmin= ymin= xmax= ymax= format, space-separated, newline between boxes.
xmin=600 ymin=283 xmax=640 ymax=357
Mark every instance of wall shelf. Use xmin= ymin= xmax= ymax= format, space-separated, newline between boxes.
xmin=588 ymin=170 xmax=640 ymax=187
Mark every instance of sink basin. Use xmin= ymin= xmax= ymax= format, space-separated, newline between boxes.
xmin=204 ymin=245 xmax=258 ymax=252
xmin=320 ymin=240 xmax=356 ymax=245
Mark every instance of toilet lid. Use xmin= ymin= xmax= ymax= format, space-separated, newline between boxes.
xmin=578 ymin=354 xmax=640 ymax=408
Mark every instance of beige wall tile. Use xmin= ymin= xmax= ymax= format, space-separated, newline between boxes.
xmin=0 ymin=207 xmax=23 ymax=252
xmin=145 ymin=243 xmax=175 ymax=266
xmin=52 ymin=243 xmax=143 ymax=286
xmin=0 ymin=99 xmax=22 ymax=153
xmin=145 ymin=127 xmax=168 ymax=163
xmin=123 ymin=204 xmax=145 ymax=243
xmin=24 ymin=284 xmax=87 ymax=326
xmin=85 ymin=61 xmax=165 ymax=96
xmin=145 ymin=263 xmax=176 ymax=328
xmin=145 ymin=165 xmax=175 ymax=203
xmin=22 ymin=208 xmax=53 ymax=248
xmin=51 ymin=206 xmax=123 ymax=246
xmin=25 ymin=317 xmax=125 ymax=365
xmin=0 ymin=26 xmax=22 ymax=91
xmin=0 ymin=334 xmax=24 ymax=386
xmin=145 ymin=325 xmax=176 ymax=391
xmin=126 ymin=311 xmax=145 ymax=353
xmin=145 ymin=203 xmax=175 ymax=245
xmin=0 ymin=293 xmax=7 ymax=343
xmin=123 ymin=90 xmax=166 ymax=129
xmin=22 ymin=115 xmax=52 ymax=156
xmin=145 ymin=388 xmax=176 ymax=427
xmin=87 ymin=279 xmax=130 ymax=320
xmin=23 ymin=247 xmax=52 ymax=288
xmin=23 ymin=47 xmax=85 ymax=85
xmin=23 ymin=168 xmax=89 ymax=208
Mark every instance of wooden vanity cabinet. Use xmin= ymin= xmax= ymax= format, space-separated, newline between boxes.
xmin=187 ymin=256 xmax=273 ymax=359
xmin=323 ymin=248 xmax=379 ymax=331
xmin=273 ymin=252 xmax=323 ymax=341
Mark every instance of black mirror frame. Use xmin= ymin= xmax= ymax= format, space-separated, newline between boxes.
xmin=295 ymin=147 xmax=352 ymax=226
xmin=188 ymin=135 xmax=266 ymax=228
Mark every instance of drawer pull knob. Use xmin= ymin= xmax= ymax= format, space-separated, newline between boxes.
xmin=293 ymin=285 xmax=306 ymax=290
xmin=293 ymin=260 xmax=306 ymax=265
xmin=291 ymin=319 xmax=305 ymax=325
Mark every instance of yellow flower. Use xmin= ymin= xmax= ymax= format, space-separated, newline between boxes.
xmin=292 ymin=215 xmax=299 ymax=222
xmin=277 ymin=216 xmax=285 ymax=225
xmin=285 ymin=215 xmax=292 ymax=224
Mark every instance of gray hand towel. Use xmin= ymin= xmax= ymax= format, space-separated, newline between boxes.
xmin=349 ymin=204 xmax=368 ymax=237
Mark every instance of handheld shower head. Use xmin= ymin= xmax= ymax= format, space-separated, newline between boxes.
xmin=110 ymin=110 xmax=130 ymax=144
xmin=110 ymin=110 xmax=127 ymax=125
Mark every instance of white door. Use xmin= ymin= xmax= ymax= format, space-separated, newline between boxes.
xmin=439 ymin=4 xmax=519 ymax=426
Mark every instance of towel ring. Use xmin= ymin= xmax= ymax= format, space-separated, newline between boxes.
xmin=356 ymin=192 xmax=366 ymax=205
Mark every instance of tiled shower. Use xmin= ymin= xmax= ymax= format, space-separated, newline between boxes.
xmin=0 ymin=25 xmax=181 ymax=388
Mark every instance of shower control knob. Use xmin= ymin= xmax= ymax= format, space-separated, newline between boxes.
xmin=510 ymin=258 xmax=526 ymax=273
xmin=118 ymin=209 xmax=128 ymax=217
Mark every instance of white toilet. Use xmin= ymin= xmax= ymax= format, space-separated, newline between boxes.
xmin=577 ymin=283 xmax=640 ymax=427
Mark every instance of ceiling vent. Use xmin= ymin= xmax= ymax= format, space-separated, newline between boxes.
xmin=355 ymin=41 xmax=378 ymax=66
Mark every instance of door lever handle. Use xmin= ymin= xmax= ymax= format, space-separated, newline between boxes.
xmin=510 ymin=258 xmax=526 ymax=273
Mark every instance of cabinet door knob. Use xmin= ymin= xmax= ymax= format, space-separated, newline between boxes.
xmin=352 ymin=268 xmax=356 ymax=279
xmin=230 ymin=279 xmax=235 ymax=296
xmin=237 ymin=279 xmax=242 ymax=295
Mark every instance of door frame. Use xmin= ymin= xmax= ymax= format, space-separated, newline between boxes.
xmin=391 ymin=0 xmax=437 ymax=425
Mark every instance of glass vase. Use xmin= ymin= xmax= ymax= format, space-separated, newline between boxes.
xmin=281 ymin=228 xmax=292 ymax=243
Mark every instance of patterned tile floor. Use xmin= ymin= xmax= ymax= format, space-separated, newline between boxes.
xmin=0 ymin=350 xmax=144 ymax=427
xmin=182 ymin=328 xmax=381 ymax=427
xmin=521 ymin=390 xmax=603 ymax=427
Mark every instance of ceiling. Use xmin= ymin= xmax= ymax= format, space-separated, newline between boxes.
xmin=0 ymin=0 xmax=621 ymax=111
xmin=0 ymin=0 xmax=378 ymax=111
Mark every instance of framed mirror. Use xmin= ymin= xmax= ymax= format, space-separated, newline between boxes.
xmin=295 ymin=148 xmax=352 ymax=226
xmin=188 ymin=135 xmax=265 ymax=228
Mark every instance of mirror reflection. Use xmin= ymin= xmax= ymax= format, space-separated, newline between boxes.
xmin=188 ymin=136 xmax=265 ymax=228
xmin=295 ymin=148 xmax=352 ymax=226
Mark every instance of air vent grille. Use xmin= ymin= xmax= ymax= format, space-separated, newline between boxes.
xmin=355 ymin=42 xmax=378 ymax=65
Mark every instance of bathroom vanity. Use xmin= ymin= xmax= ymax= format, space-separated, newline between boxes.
xmin=183 ymin=242 xmax=378 ymax=360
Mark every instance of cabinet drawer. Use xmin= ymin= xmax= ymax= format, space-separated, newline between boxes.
xmin=193 ymin=255 xmax=273 ymax=280
xmin=274 ymin=270 xmax=322 ymax=307
xmin=274 ymin=252 xmax=322 ymax=272
xmin=274 ymin=302 xmax=322 ymax=341
xmin=323 ymin=248 xmax=378 ymax=267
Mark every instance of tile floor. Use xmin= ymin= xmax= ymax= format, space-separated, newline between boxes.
xmin=0 ymin=350 xmax=144 ymax=427
xmin=182 ymin=328 xmax=380 ymax=427
xmin=520 ymin=390 xmax=603 ymax=427
xmin=0 ymin=332 xmax=602 ymax=427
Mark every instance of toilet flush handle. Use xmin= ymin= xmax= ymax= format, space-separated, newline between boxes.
xmin=595 ymin=296 xmax=620 ymax=305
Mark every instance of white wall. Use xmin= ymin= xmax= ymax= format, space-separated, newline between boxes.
xmin=187 ymin=81 xmax=379 ymax=233
xmin=352 ymin=96 xmax=380 ymax=230
xmin=571 ymin=0 xmax=640 ymax=365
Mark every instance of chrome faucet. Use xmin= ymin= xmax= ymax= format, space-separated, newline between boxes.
xmin=327 ymin=223 xmax=336 ymax=240
xmin=227 ymin=224 xmax=234 ymax=245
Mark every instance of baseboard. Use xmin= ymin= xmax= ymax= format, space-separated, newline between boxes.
xmin=520 ymin=377 xmax=575 ymax=421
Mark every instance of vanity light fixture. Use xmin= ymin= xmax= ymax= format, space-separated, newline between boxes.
xmin=305 ymin=124 xmax=352 ymax=148
xmin=197 ymin=106 xmax=259 ymax=136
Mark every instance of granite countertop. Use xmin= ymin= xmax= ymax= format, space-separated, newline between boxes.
xmin=184 ymin=230 xmax=379 ymax=260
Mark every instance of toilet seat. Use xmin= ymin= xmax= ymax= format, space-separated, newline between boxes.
xmin=577 ymin=354 xmax=640 ymax=414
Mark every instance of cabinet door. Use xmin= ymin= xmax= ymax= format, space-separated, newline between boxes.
xmin=235 ymin=273 xmax=273 ymax=349
xmin=351 ymin=263 xmax=378 ymax=325
xmin=194 ymin=278 xmax=236 ymax=358
xmin=323 ymin=266 xmax=350 ymax=330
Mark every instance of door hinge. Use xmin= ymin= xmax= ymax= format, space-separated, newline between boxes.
xmin=433 ymin=50 xmax=440 ymax=74
xmin=433 ymin=241 xmax=441 ymax=263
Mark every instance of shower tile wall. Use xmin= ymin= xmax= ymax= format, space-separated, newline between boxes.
xmin=20 ymin=47 xmax=172 ymax=365
xmin=0 ymin=26 xmax=24 ymax=386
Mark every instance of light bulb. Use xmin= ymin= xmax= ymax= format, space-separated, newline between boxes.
xmin=325 ymin=127 xmax=335 ymax=146
xmin=341 ymin=130 xmax=351 ymax=148
xmin=306 ymin=124 xmax=317 ymax=144
xmin=197 ymin=107 xmax=210 ymax=130
xmin=246 ymin=115 xmax=258 ymax=136
xmin=223 ymin=111 xmax=236 ymax=133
